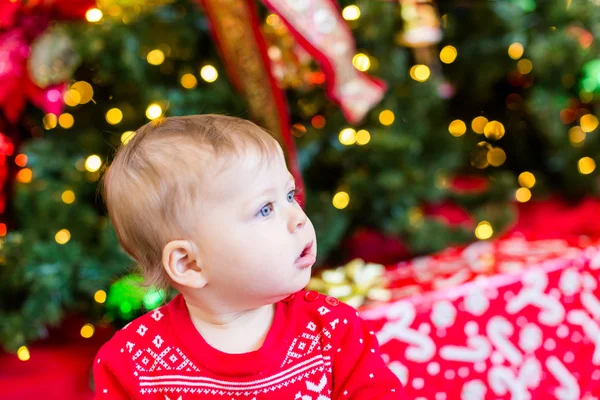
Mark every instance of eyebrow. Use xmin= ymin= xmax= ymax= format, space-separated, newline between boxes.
xmin=256 ymin=176 xmax=296 ymax=198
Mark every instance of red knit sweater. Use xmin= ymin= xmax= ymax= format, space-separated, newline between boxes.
xmin=93 ymin=290 xmax=403 ymax=399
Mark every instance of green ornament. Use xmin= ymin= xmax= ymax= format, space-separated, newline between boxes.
xmin=581 ymin=60 xmax=600 ymax=94
xmin=106 ymin=274 xmax=165 ymax=319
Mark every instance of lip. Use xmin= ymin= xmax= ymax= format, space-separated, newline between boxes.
xmin=295 ymin=241 xmax=316 ymax=269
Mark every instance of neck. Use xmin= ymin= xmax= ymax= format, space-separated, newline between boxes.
xmin=184 ymin=297 xmax=276 ymax=354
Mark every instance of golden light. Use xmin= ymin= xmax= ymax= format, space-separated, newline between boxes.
xmin=105 ymin=108 xmax=123 ymax=125
xmin=146 ymin=104 xmax=163 ymax=120
xmin=410 ymin=64 xmax=431 ymax=82
xmin=181 ymin=73 xmax=198 ymax=89
xmin=80 ymin=323 xmax=95 ymax=339
xmin=515 ymin=187 xmax=532 ymax=203
xmin=517 ymin=59 xmax=533 ymax=74
xmin=342 ymin=5 xmax=361 ymax=20
xmin=15 ymin=154 xmax=27 ymax=167
xmin=71 ymin=81 xmax=93 ymax=104
xmin=471 ymin=116 xmax=488 ymax=134
xmin=62 ymin=190 xmax=76 ymax=204
xmin=55 ymin=229 xmax=71 ymax=245
xmin=85 ymin=8 xmax=103 ymax=22
xmin=448 ymin=120 xmax=467 ymax=137
xmin=94 ymin=290 xmax=107 ymax=304
xmin=352 ymin=53 xmax=371 ymax=72
xmin=508 ymin=43 xmax=524 ymax=60
xmin=379 ymin=110 xmax=395 ymax=126
xmin=339 ymin=128 xmax=357 ymax=145
xmin=200 ymin=65 xmax=218 ymax=83
xmin=487 ymin=147 xmax=506 ymax=167
xmin=43 ymin=113 xmax=57 ymax=130
xmin=17 ymin=346 xmax=30 ymax=362
xmin=475 ymin=221 xmax=493 ymax=240
xmin=266 ymin=14 xmax=280 ymax=26
xmin=440 ymin=45 xmax=458 ymax=64
xmin=580 ymin=114 xmax=599 ymax=132
xmin=121 ymin=131 xmax=136 ymax=144
xmin=484 ymin=120 xmax=505 ymax=140
xmin=518 ymin=171 xmax=536 ymax=188
xmin=58 ymin=113 xmax=74 ymax=129
xmin=63 ymin=89 xmax=81 ymax=107
xmin=85 ymin=155 xmax=102 ymax=172
xmin=147 ymin=49 xmax=165 ymax=66
xmin=578 ymin=157 xmax=596 ymax=175
xmin=332 ymin=191 xmax=350 ymax=210
xmin=569 ymin=126 xmax=586 ymax=145
xmin=356 ymin=129 xmax=371 ymax=145
xmin=16 ymin=168 xmax=32 ymax=183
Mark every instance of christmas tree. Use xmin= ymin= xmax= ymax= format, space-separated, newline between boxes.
xmin=1 ymin=0 xmax=598 ymax=351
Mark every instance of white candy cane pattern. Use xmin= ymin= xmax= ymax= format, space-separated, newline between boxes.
xmin=487 ymin=316 xmax=523 ymax=366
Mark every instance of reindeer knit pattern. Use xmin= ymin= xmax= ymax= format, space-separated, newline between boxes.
xmin=93 ymin=290 xmax=403 ymax=399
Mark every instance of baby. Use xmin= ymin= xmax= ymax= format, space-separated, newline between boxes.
xmin=94 ymin=115 xmax=403 ymax=399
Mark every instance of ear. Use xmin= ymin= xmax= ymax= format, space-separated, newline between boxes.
xmin=162 ymin=240 xmax=207 ymax=289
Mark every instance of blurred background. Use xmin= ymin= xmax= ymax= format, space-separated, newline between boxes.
xmin=0 ymin=0 xmax=599 ymax=397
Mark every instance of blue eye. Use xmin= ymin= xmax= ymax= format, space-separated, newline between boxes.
xmin=258 ymin=203 xmax=274 ymax=217
xmin=287 ymin=189 xmax=297 ymax=203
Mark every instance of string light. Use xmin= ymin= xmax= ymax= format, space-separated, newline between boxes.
xmin=85 ymin=155 xmax=102 ymax=172
xmin=440 ymin=46 xmax=457 ymax=64
xmin=569 ymin=126 xmax=586 ymax=146
xmin=517 ymin=59 xmax=533 ymax=74
xmin=483 ymin=121 xmax=505 ymax=140
xmin=578 ymin=157 xmax=596 ymax=175
xmin=146 ymin=104 xmax=163 ymax=120
xmin=356 ymin=129 xmax=371 ymax=145
xmin=181 ymin=73 xmax=197 ymax=89
xmin=16 ymin=168 xmax=32 ymax=183
xmin=0 ymin=223 xmax=6 ymax=237
xmin=518 ymin=171 xmax=536 ymax=188
xmin=410 ymin=65 xmax=431 ymax=82
xmin=58 ymin=113 xmax=74 ymax=129
xmin=147 ymin=49 xmax=165 ymax=66
xmin=379 ymin=110 xmax=395 ymax=126
xmin=471 ymin=116 xmax=488 ymax=134
xmin=17 ymin=346 xmax=30 ymax=361
xmin=121 ymin=131 xmax=136 ymax=144
xmin=94 ymin=290 xmax=107 ymax=303
xmin=342 ymin=5 xmax=361 ymax=20
xmin=332 ymin=191 xmax=350 ymax=209
xmin=580 ymin=114 xmax=599 ymax=132
xmin=487 ymin=147 xmax=506 ymax=167
xmin=106 ymin=108 xmax=123 ymax=125
xmin=43 ymin=113 xmax=57 ymax=130
xmin=71 ymin=81 xmax=94 ymax=104
xmin=266 ymin=14 xmax=280 ymax=26
xmin=508 ymin=43 xmax=524 ymax=60
xmin=448 ymin=120 xmax=466 ymax=137
xmin=85 ymin=8 xmax=103 ymax=22
xmin=55 ymin=229 xmax=71 ymax=244
xmin=80 ymin=323 xmax=95 ymax=339
xmin=62 ymin=190 xmax=76 ymax=204
xmin=515 ymin=187 xmax=532 ymax=203
xmin=200 ymin=65 xmax=218 ymax=83
xmin=15 ymin=154 xmax=27 ymax=167
xmin=63 ymin=89 xmax=81 ymax=107
xmin=475 ymin=221 xmax=493 ymax=240
xmin=352 ymin=53 xmax=371 ymax=72
xmin=311 ymin=115 xmax=326 ymax=129
xmin=339 ymin=128 xmax=357 ymax=145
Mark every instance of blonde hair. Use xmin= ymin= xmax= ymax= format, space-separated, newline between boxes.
xmin=102 ymin=114 xmax=280 ymax=289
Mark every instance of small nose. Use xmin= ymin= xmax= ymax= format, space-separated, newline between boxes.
xmin=287 ymin=206 xmax=307 ymax=233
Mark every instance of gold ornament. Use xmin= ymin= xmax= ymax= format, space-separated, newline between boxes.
xmin=27 ymin=28 xmax=80 ymax=89
xmin=96 ymin=0 xmax=176 ymax=21
xmin=307 ymin=259 xmax=391 ymax=308
xmin=397 ymin=0 xmax=442 ymax=65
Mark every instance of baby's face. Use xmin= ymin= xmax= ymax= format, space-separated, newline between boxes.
xmin=191 ymin=147 xmax=316 ymax=307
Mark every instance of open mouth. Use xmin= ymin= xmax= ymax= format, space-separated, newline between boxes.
xmin=299 ymin=241 xmax=313 ymax=259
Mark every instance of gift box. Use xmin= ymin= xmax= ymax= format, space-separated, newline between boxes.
xmin=355 ymin=236 xmax=600 ymax=399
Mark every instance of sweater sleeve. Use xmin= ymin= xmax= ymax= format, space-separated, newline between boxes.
xmin=331 ymin=305 xmax=404 ymax=399
xmin=93 ymin=345 xmax=132 ymax=399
